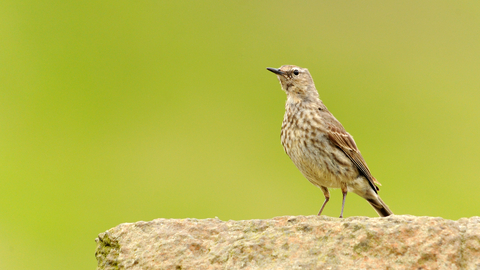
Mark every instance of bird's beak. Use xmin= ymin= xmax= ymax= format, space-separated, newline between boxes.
xmin=266 ymin=67 xmax=284 ymax=75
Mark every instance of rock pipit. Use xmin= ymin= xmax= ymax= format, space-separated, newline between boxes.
xmin=267 ymin=65 xmax=393 ymax=217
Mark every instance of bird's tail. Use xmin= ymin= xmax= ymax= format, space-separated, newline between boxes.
xmin=366 ymin=195 xmax=393 ymax=217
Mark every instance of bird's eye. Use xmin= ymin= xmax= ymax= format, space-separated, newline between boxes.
xmin=293 ymin=69 xmax=299 ymax=75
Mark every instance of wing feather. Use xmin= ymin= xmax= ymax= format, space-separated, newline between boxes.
xmin=324 ymin=113 xmax=380 ymax=192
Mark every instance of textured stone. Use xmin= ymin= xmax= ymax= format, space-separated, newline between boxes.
xmin=95 ymin=215 xmax=480 ymax=270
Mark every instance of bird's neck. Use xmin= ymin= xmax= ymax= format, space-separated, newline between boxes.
xmin=286 ymin=94 xmax=322 ymax=108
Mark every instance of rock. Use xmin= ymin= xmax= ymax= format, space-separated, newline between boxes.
xmin=95 ymin=215 xmax=480 ymax=270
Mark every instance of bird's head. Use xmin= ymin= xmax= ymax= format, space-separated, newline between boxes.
xmin=267 ymin=65 xmax=318 ymax=99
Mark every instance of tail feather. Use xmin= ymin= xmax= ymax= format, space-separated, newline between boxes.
xmin=366 ymin=196 xmax=393 ymax=217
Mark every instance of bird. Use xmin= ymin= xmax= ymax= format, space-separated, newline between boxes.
xmin=266 ymin=65 xmax=393 ymax=218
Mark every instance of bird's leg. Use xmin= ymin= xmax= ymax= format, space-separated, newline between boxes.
xmin=318 ymin=186 xmax=330 ymax=216
xmin=339 ymin=187 xmax=348 ymax=218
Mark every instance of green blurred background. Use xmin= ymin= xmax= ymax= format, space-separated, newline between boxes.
xmin=1 ymin=1 xmax=480 ymax=269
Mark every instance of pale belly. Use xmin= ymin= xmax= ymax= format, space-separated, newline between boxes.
xmin=283 ymin=137 xmax=358 ymax=190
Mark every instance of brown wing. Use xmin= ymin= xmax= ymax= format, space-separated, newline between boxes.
xmin=324 ymin=113 xmax=380 ymax=192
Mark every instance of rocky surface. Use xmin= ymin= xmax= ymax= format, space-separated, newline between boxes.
xmin=95 ymin=215 xmax=480 ymax=270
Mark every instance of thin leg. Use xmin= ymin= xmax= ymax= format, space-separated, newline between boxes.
xmin=339 ymin=189 xmax=347 ymax=218
xmin=318 ymin=186 xmax=330 ymax=216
